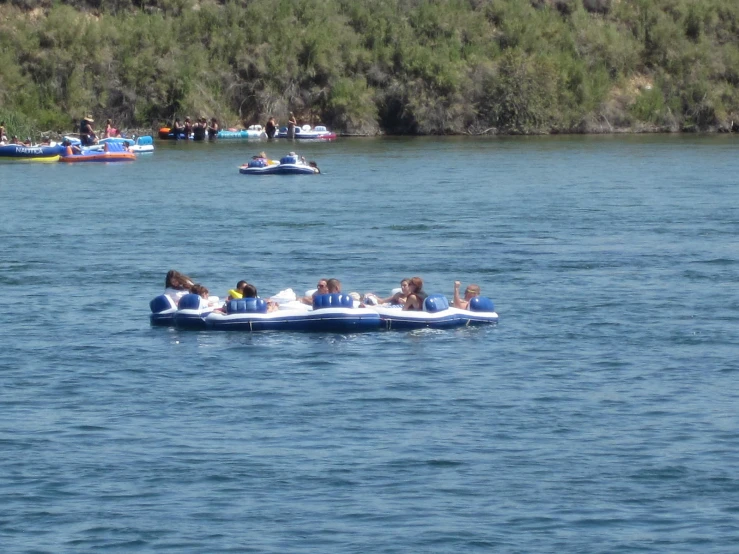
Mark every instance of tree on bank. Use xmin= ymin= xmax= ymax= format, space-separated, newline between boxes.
xmin=0 ymin=0 xmax=737 ymax=137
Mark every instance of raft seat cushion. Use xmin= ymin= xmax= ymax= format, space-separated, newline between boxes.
xmin=137 ymin=136 xmax=153 ymax=145
xmin=249 ymin=158 xmax=268 ymax=168
xmin=178 ymin=293 xmax=203 ymax=310
xmin=469 ymin=296 xmax=495 ymax=312
xmin=313 ymin=293 xmax=353 ymax=310
xmin=106 ymin=141 xmax=126 ymax=152
xmin=424 ymin=294 xmax=450 ymax=313
xmin=280 ymin=155 xmax=298 ymax=164
xmin=150 ymin=294 xmax=175 ymax=313
xmin=227 ymin=298 xmax=268 ymax=314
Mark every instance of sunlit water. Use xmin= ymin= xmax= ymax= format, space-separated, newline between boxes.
xmin=1 ymin=135 xmax=738 ymax=552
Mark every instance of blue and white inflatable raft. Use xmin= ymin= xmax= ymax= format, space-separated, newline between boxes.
xmin=150 ymin=293 xmax=498 ymax=331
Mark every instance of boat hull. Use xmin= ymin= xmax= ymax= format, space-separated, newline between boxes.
xmin=277 ymin=125 xmax=337 ymax=140
xmin=217 ymin=128 xmax=266 ymax=139
xmin=205 ymin=307 xmax=381 ymax=332
xmin=0 ymin=144 xmax=66 ymax=161
xmin=239 ymin=162 xmax=318 ymax=175
xmin=372 ymin=306 xmax=499 ymax=330
xmin=60 ymin=151 xmax=136 ymax=162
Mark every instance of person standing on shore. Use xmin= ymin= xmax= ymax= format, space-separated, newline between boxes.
xmin=287 ymin=112 xmax=297 ymax=139
xmin=265 ymin=116 xmax=277 ymax=139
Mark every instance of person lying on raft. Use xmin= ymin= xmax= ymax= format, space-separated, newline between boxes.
xmin=402 ymin=277 xmax=427 ymax=311
xmin=453 ymin=281 xmax=481 ymax=310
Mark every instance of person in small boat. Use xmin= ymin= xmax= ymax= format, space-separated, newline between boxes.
xmin=164 ymin=269 xmax=195 ymax=303
xmin=183 ymin=117 xmax=193 ymax=138
xmin=327 ymin=278 xmax=342 ymax=293
xmin=287 ymin=112 xmax=297 ymax=139
xmin=366 ymin=279 xmax=411 ymax=306
xmin=453 ymin=281 xmax=481 ymax=310
xmin=227 ymin=280 xmax=248 ymax=301
xmin=80 ymin=115 xmax=97 ymax=146
xmin=308 ymin=161 xmax=320 ymax=173
xmin=61 ymin=138 xmax=82 ymax=154
xmin=300 ymin=278 xmax=329 ymax=305
xmin=0 ymin=121 xmax=7 ymax=143
xmin=207 ymin=118 xmax=219 ymax=140
xmin=9 ymin=135 xmax=20 ymax=144
xmin=23 ymin=137 xmax=32 ymax=145
xmin=402 ymin=277 xmax=427 ymax=311
xmin=190 ymin=284 xmax=219 ymax=308
xmin=242 ymin=283 xmax=279 ymax=312
xmin=265 ymin=116 xmax=277 ymax=139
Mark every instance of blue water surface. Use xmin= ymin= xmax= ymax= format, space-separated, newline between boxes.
xmin=1 ymin=134 xmax=738 ymax=553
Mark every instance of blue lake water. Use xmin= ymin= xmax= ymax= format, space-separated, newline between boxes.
xmin=1 ymin=134 xmax=738 ymax=552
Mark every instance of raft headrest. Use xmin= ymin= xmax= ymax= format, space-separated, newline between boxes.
xmin=137 ymin=135 xmax=153 ymax=145
xmin=227 ymin=298 xmax=268 ymax=314
xmin=150 ymin=294 xmax=176 ymax=313
xmin=469 ymin=296 xmax=495 ymax=312
xmin=280 ymin=155 xmax=298 ymax=164
xmin=424 ymin=294 xmax=449 ymax=313
xmin=178 ymin=293 xmax=202 ymax=310
xmin=313 ymin=293 xmax=353 ymax=310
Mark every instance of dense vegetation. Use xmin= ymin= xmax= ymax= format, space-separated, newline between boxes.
xmin=1 ymin=0 xmax=738 ymax=136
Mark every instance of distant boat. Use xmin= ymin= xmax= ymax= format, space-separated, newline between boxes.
xmin=217 ymin=125 xmax=267 ymax=139
xmin=239 ymin=153 xmax=320 ymax=175
xmin=277 ymin=124 xmax=337 ymax=140
xmin=59 ymin=141 xmax=136 ymax=162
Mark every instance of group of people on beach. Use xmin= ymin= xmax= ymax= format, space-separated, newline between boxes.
xmin=170 ymin=117 xmax=219 ymax=140
xmin=264 ymin=112 xmax=298 ymax=139
xmin=163 ymin=270 xmax=482 ymax=312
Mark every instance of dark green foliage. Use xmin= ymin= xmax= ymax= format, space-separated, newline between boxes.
xmin=0 ymin=0 xmax=737 ymax=136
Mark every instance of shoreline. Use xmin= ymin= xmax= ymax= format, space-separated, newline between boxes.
xmin=44 ymin=125 xmax=738 ymax=141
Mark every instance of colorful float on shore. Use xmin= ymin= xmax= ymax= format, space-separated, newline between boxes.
xmin=217 ymin=125 xmax=266 ymax=139
xmin=99 ymin=136 xmax=154 ymax=153
xmin=277 ymin=125 xmax=337 ymax=140
xmin=64 ymin=135 xmax=154 ymax=154
xmin=0 ymin=143 xmax=66 ymax=162
xmin=158 ymin=125 xmax=266 ymax=140
xmin=59 ymin=141 xmax=136 ymax=162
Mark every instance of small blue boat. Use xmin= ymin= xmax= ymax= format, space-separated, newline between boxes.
xmin=239 ymin=153 xmax=319 ymax=175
